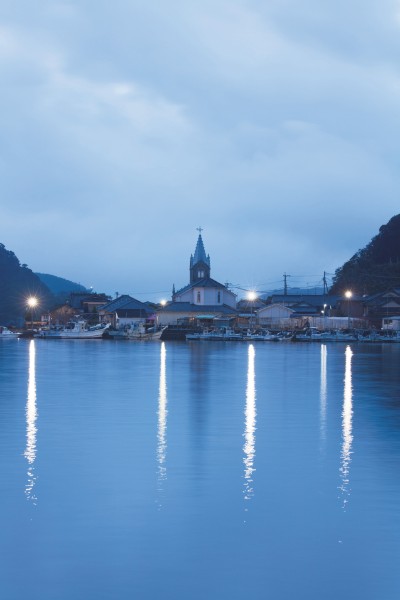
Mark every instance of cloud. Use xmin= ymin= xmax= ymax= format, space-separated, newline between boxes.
xmin=1 ymin=2 xmax=400 ymax=298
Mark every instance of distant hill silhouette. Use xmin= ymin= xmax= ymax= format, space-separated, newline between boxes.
xmin=0 ymin=243 xmax=53 ymax=326
xmin=36 ymin=273 xmax=88 ymax=302
xmin=260 ymin=286 xmax=324 ymax=299
xmin=330 ymin=214 xmax=400 ymax=295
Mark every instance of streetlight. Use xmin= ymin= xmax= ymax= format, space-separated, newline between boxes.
xmin=344 ymin=290 xmax=352 ymax=329
xmin=27 ymin=297 xmax=38 ymax=331
xmin=247 ymin=291 xmax=257 ymax=330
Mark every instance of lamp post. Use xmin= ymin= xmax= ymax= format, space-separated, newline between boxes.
xmin=321 ymin=303 xmax=327 ymax=330
xmin=344 ymin=290 xmax=352 ymax=329
xmin=27 ymin=297 xmax=38 ymax=331
xmin=247 ymin=291 xmax=257 ymax=330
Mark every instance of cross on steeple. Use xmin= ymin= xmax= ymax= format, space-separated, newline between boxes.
xmin=196 ymin=226 xmax=203 ymax=234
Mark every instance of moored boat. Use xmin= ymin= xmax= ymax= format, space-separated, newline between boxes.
xmin=36 ymin=320 xmax=110 ymax=339
xmin=186 ymin=327 xmax=242 ymax=341
xmin=0 ymin=326 xmax=19 ymax=338
xmin=292 ymin=328 xmax=358 ymax=342
xmin=243 ymin=330 xmax=280 ymax=342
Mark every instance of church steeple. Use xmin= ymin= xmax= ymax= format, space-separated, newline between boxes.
xmin=190 ymin=227 xmax=211 ymax=283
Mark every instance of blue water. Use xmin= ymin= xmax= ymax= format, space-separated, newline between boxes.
xmin=0 ymin=339 xmax=399 ymax=599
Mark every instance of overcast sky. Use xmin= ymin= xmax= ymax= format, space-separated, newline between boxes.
xmin=1 ymin=1 xmax=399 ymax=301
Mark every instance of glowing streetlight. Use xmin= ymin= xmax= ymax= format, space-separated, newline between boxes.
xmin=160 ymin=299 xmax=167 ymax=307
xmin=27 ymin=297 xmax=38 ymax=330
xmin=247 ymin=291 xmax=257 ymax=329
xmin=344 ymin=290 xmax=352 ymax=329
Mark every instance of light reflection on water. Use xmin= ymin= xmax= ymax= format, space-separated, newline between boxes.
xmin=320 ymin=343 xmax=327 ymax=446
xmin=243 ymin=344 xmax=256 ymax=507
xmin=24 ymin=339 xmax=37 ymax=504
xmin=157 ymin=342 xmax=168 ymax=498
xmin=339 ymin=345 xmax=353 ymax=510
xmin=0 ymin=340 xmax=399 ymax=599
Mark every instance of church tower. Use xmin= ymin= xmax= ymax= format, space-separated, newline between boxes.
xmin=190 ymin=229 xmax=211 ymax=283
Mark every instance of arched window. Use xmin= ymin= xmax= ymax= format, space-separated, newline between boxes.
xmin=217 ymin=291 xmax=221 ymax=303
xmin=198 ymin=270 xmax=204 ymax=278
xmin=197 ymin=291 xmax=201 ymax=303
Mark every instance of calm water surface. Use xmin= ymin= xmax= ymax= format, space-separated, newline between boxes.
xmin=0 ymin=339 xmax=400 ymax=599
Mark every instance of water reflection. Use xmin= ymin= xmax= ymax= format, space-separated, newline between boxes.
xmin=24 ymin=340 xmax=37 ymax=504
xmin=339 ymin=345 xmax=353 ymax=510
xmin=243 ymin=344 xmax=257 ymax=507
xmin=320 ymin=344 xmax=327 ymax=445
xmin=157 ymin=342 xmax=168 ymax=495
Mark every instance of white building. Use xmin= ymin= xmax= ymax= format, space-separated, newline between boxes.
xmin=157 ymin=232 xmax=237 ymax=326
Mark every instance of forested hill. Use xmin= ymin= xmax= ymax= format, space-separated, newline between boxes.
xmin=0 ymin=243 xmax=53 ymax=325
xmin=330 ymin=214 xmax=400 ymax=295
xmin=36 ymin=273 xmax=88 ymax=295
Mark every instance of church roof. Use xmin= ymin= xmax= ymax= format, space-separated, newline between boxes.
xmin=174 ymin=277 xmax=232 ymax=296
xmin=191 ymin=234 xmax=210 ymax=267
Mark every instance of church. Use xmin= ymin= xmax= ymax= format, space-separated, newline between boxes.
xmin=157 ymin=230 xmax=237 ymax=326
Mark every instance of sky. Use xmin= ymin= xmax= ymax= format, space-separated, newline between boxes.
xmin=1 ymin=1 xmax=400 ymax=302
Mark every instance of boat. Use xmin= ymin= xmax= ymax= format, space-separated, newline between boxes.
xmin=243 ymin=330 xmax=280 ymax=342
xmin=357 ymin=331 xmax=400 ymax=343
xmin=103 ymin=324 xmax=167 ymax=341
xmin=291 ymin=328 xmax=358 ymax=342
xmin=36 ymin=320 xmax=110 ymax=339
xmin=126 ymin=324 xmax=167 ymax=341
xmin=0 ymin=326 xmax=19 ymax=338
xmin=186 ymin=327 xmax=243 ymax=341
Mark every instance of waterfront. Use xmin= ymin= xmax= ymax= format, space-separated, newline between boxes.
xmin=0 ymin=339 xmax=400 ymax=599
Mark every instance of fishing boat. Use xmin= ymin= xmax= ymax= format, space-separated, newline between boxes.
xmin=243 ymin=330 xmax=280 ymax=341
xmin=291 ymin=328 xmax=358 ymax=342
xmin=0 ymin=326 xmax=19 ymax=338
xmin=186 ymin=328 xmax=243 ymax=341
xmin=126 ymin=324 xmax=167 ymax=341
xmin=36 ymin=320 xmax=110 ymax=339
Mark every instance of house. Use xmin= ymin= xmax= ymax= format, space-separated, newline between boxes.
xmin=256 ymin=303 xmax=296 ymax=329
xmin=98 ymin=295 xmax=154 ymax=329
xmin=68 ymin=292 xmax=111 ymax=314
xmin=43 ymin=291 xmax=112 ymax=326
xmin=363 ymin=287 xmax=400 ymax=327
xmin=382 ymin=315 xmax=400 ymax=331
xmin=157 ymin=231 xmax=237 ymax=326
xmin=265 ymin=294 xmax=340 ymax=315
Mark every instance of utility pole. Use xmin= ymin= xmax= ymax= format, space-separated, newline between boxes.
xmin=323 ymin=271 xmax=329 ymax=295
xmin=283 ymin=273 xmax=290 ymax=296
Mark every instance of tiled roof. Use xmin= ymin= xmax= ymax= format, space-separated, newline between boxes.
xmin=100 ymin=295 xmax=152 ymax=313
xmin=158 ymin=302 xmax=237 ymax=314
xmin=175 ymin=277 xmax=231 ymax=295
xmin=116 ymin=309 xmax=151 ymax=318
xmin=268 ymin=294 xmax=340 ymax=307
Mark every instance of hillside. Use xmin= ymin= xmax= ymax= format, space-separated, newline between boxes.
xmin=330 ymin=214 xmax=400 ymax=295
xmin=0 ymin=243 xmax=53 ymax=326
xmin=36 ymin=273 xmax=88 ymax=300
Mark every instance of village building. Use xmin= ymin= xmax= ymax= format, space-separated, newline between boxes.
xmin=42 ymin=291 xmax=112 ymax=326
xmin=98 ymin=294 xmax=155 ymax=329
xmin=68 ymin=292 xmax=111 ymax=314
xmin=157 ymin=231 xmax=237 ymax=326
xmin=362 ymin=287 xmax=400 ymax=327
